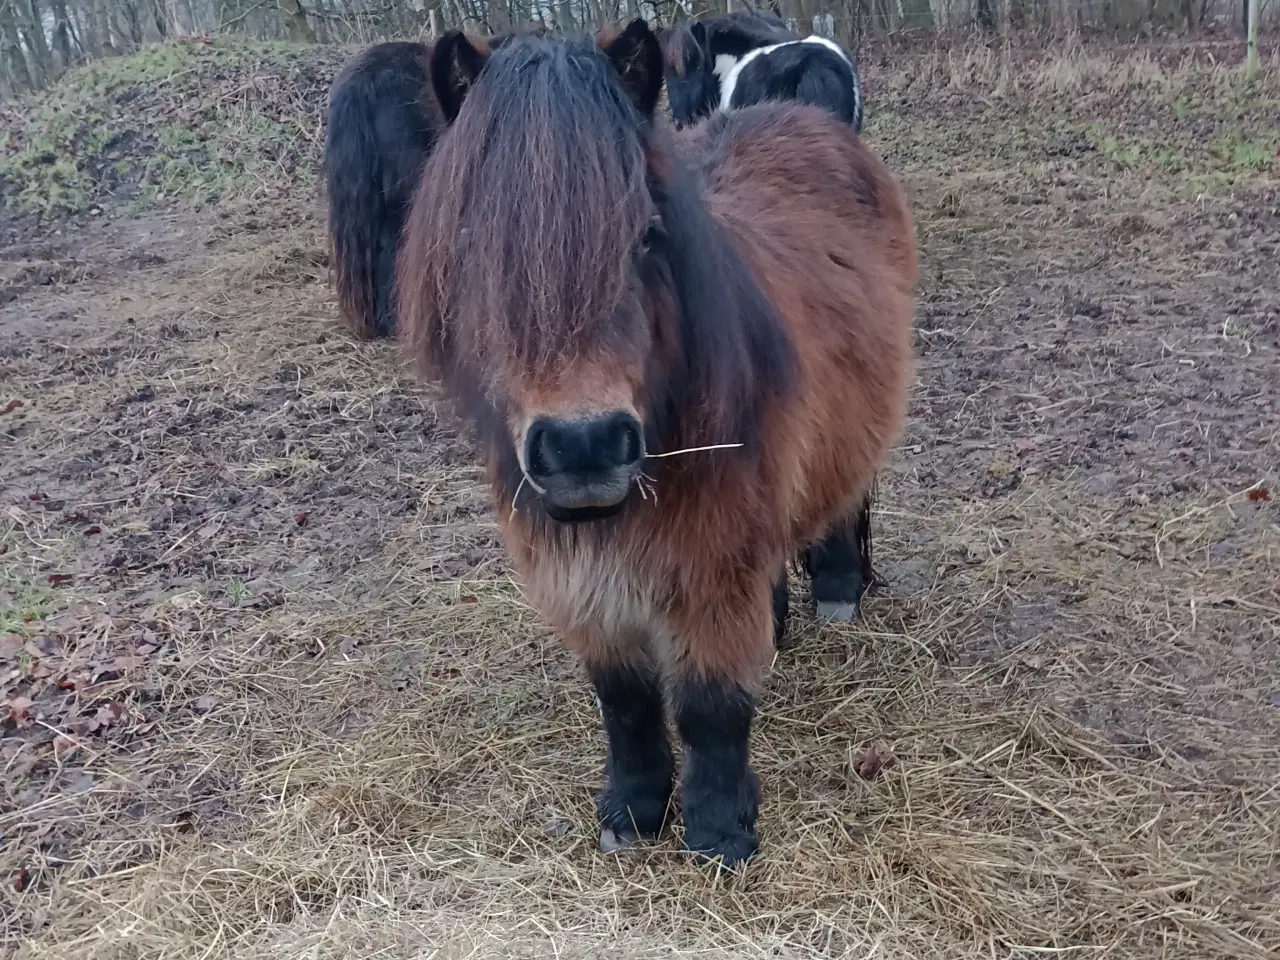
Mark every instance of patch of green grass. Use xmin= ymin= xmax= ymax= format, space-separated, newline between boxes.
xmin=0 ymin=37 xmax=337 ymax=217
xmin=225 ymin=580 xmax=250 ymax=605
xmin=0 ymin=583 xmax=56 ymax=637
xmin=1209 ymin=134 xmax=1277 ymax=172
xmin=1093 ymin=131 xmax=1145 ymax=170
xmin=1079 ymin=120 xmax=1277 ymax=188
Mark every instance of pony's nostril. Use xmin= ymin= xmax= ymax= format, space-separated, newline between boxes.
xmin=526 ymin=425 xmax=556 ymax=478
xmin=616 ymin=420 xmax=643 ymax=467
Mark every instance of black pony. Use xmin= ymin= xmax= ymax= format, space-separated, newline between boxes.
xmin=720 ymin=33 xmax=862 ymax=130
xmin=660 ymin=11 xmax=863 ymax=132
xmin=324 ymin=32 xmax=533 ymax=339
xmin=325 ymin=41 xmax=437 ymax=339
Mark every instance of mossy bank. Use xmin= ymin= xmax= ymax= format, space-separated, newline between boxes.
xmin=0 ymin=38 xmax=344 ymax=218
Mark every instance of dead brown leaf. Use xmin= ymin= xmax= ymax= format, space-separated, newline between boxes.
xmin=112 ymin=653 xmax=146 ymax=672
xmin=855 ymin=743 xmax=894 ymax=781
xmin=93 ymin=701 xmax=127 ymax=729
xmin=5 ymin=695 xmax=34 ymax=728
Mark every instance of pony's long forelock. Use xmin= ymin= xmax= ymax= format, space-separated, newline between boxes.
xmin=403 ymin=36 xmax=652 ymax=378
xmin=400 ymin=33 xmax=797 ymax=487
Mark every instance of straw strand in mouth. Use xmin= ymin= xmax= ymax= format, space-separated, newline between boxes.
xmin=645 ymin=443 xmax=743 ymax=459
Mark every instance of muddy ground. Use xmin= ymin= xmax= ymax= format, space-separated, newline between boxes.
xmin=1 ymin=38 xmax=1278 ymax=959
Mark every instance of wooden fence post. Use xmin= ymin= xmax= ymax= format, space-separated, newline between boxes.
xmin=1246 ymin=0 xmax=1259 ymax=83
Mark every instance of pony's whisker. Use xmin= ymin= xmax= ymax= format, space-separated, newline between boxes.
xmin=509 ymin=474 xmax=528 ymax=520
xmin=635 ymin=473 xmax=658 ymax=505
xmin=520 ymin=468 xmax=548 ymax=496
xmin=646 ymin=443 xmax=744 ymax=459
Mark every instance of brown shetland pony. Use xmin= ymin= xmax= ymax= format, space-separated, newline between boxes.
xmin=398 ymin=20 xmax=916 ymax=868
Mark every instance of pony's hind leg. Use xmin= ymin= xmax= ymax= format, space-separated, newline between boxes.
xmin=772 ymin=572 xmax=790 ymax=649
xmin=580 ymin=639 xmax=674 ymax=852
xmin=371 ymin=213 xmax=402 ymax=338
xmin=805 ymin=492 xmax=875 ymax=622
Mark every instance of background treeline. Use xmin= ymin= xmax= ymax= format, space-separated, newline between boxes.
xmin=0 ymin=0 xmax=1273 ymax=97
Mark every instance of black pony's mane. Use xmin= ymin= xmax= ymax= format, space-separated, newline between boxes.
xmin=705 ymin=9 xmax=794 ymax=51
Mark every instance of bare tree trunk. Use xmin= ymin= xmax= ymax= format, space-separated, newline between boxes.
xmin=278 ymin=0 xmax=316 ymax=40
xmin=488 ymin=0 xmax=510 ymax=29
xmin=63 ymin=1 xmax=86 ymax=55
xmin=22 ymin=0 xmax=56 ymax=85
xmin=71 ymin=0 xmax=101 ymax=56
xmin=110 ymin=5 xmax=138 ymax=52
xmin=310 ymin=0 xmax=334 ymax=42
xmin=796 ymin=0 xmax=815 ymax=35
xmin=119 ymin=1 xmax=145 ymax=45
xmin=52 ymin=0 xmax=75 ymax=67
xmin=151 ymin=0 xmax=171 ymax=36
xmin=1 ymin=3 xmax=35 ymax=90
xmin=88 ymin=0 xmax=116 ymax=54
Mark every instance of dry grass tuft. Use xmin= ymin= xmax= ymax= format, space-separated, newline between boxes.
xmin=901 ymin=38 xmax=1280 ymax=99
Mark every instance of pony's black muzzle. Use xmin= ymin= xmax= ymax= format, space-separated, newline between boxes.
xmin=525 ymin=412 xmax=644 ymax=521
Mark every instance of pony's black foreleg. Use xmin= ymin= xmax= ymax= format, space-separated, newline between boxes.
xmin=667 ymin=581 xmax=772 ymax=869
xmin=586 ymin=659 xmax=674 ymax=851
xmin=805 ymin=490 xmax=875 ymax=622
xmin=673 ymin=672 xmax=760 ymax=868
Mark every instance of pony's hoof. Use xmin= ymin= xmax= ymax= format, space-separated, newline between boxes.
xmin=685 ymin=829 xmax=759 ymax=870
xmin=816 ymin=600 xmax=860 ymax=623
xmin=598 ymin=827 xmax=643 ymax=854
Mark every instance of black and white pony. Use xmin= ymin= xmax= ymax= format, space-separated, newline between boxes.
xmin=718 ymin=33 xmax=862 ymax=130
xmin=660 ymin=11 xmax=863 ymax=132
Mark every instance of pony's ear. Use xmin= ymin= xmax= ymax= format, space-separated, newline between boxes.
xmin=600 ymin=18 xmax=665 ymax=118
xmin=431 ymin=30 xmax=490 ymax=124
xmin=690 ymin=21 xmax=708 ymax=50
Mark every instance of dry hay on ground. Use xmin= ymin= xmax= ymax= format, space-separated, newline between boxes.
xmin=1 ymin=40 xmax=1278 ymax=960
